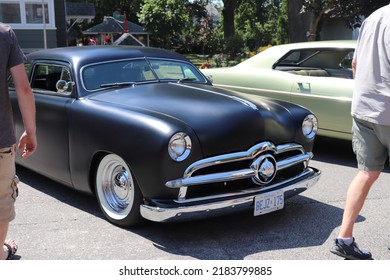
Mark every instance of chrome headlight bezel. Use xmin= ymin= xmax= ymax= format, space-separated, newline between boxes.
xmin=302 ymin=114 xmax=318 ymax=140
xmin=168 ymin=132 xmax=192 ymax=162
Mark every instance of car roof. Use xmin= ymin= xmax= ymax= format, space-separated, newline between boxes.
xmin=236 ymin=40 xmax=357 ymax=69
xmin=271 ymin=40 xmax=356 ymax=50
xmin=26 ymin=46 xmax=189 ymax=69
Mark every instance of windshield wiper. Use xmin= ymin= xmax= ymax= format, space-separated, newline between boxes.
xmin=177 ymin=77 xmax=196 ymax=83
xmin=100 ymin=82 xmax=136 ymax=88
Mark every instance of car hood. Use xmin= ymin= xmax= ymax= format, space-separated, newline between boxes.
xmin=89 ymin=82 xmax=304 ymax=155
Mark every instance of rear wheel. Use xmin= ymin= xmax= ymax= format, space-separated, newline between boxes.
xmin=95 ymin=154 xmax=143 ymax=227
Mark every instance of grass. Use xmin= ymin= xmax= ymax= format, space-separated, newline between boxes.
xmin=184 ymin=54 xmax=212 ymax=68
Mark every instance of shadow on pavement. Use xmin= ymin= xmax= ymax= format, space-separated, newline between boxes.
xmin=15 ymin=135 xmax=370 ymax=260
xmin=131 ymin=195 xmax=365 ymax=260
xmin=312 ymin=136 xmax=355 ymax=167
xmin=313 ymin=135 xmax=390 ymax=172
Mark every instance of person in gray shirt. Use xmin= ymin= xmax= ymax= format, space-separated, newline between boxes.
xmin=0 ymin=23 xmax=37 ymax=260
xmin=330 ymin=4 xmax=390 ymax=260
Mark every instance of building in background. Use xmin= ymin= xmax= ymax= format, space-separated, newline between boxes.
xmin=0 ymin=0 xmax=97 ymax=52
xmin=0 ymin=0 xmax=67 ymax=52
xmin=83 ymin=16 xmax=149 ymax=47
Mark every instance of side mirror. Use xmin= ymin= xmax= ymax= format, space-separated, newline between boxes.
xmin=56 ymin=80 xmax=74 ymax=94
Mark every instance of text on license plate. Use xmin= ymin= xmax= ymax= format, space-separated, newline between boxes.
xmin=254 ymin=190 xmax=284 ymax=216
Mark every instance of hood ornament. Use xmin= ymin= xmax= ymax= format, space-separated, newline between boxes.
xmin=251 ymin=154 xmax=277 ymax=184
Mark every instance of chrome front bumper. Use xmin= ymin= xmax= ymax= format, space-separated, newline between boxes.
xmin=140 ymin=167 xmax=321 ymax=223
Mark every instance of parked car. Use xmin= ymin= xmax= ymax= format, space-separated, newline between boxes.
xmin=9 ymin=46 xmax=321 ymax=227
xmin=201 ymin=40 xmax=356 ymax=141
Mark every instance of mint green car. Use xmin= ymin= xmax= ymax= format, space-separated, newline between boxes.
xmin=201 ymin=40 xmax=356 ymax=140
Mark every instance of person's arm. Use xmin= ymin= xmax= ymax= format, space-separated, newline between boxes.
xmin=10 ymin=63 xmax=37 ymax=158
xmin=352 ymin=59 xmax=357 ymax=79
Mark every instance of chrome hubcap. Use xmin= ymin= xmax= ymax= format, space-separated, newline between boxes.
xmin=102 ymin=161 xmax=133 ymax=213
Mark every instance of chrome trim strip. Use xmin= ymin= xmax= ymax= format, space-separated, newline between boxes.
xmin=213 ymin=83 xmax=352 ymax=102
xmin=173 ymin=165 xmax=314 ymax=204
xmin=166 ymin=151 xmax=312 ymax=189
xmin=140 ymin=167 xmax=321 ymax=223
xmin=277 ymin=152 xmax=312 ymax=170
xmin=183 ymin=141 xmax=276 ymax=178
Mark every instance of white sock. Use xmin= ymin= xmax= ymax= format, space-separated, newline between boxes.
xmin=337 ymin=237 xmax=354 ymax=245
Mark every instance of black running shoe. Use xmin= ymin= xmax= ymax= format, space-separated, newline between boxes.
xmin=330 ymin=238 xmax=372 ymax=260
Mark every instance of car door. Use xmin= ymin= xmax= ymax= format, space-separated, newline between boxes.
xmin=290 ymin=74 xmax=353 ymax=139
xmin=11 ymin=62 xmax=74 ymax=186
xmin=279 ymin=47 xmax=355 ymax=140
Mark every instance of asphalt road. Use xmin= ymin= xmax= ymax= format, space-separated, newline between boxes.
xmin=7 ymin=136 xmax=390 ymax=260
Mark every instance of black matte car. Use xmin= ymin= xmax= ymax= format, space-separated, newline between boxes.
xmin=9 ymin=46 xmax=321 ymax=227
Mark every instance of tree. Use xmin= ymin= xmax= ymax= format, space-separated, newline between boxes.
xmin=138 ymin=0 xmax=189 ymax=48
xmin=221 ymin=0 xmax=242 ymax=39
xmin=235 ymin=0 xmax=288 ymax=49
xmin=300 ymin=0 xmax=390 ymax=41
xmin=182 ymin=1 xmax=220 ymax=54
xmin=275 ymin=0 xmax=289 ymax=44
xmin=288 ymin=0 xmax=311 ymax=42
xmin=124 ymin=0 xmax=144 ymax=23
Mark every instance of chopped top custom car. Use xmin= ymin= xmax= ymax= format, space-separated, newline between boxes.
xmin=202 ymin=40 xmax=356 ymax=141
xmin=10 ymin=46 xmax=321 ymax=227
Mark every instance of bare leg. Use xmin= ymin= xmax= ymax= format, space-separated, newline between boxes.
xmin=338 ymin=170 xmax=380 ymax=238
xmin=0 ymin=223 xmax=9 ymax=260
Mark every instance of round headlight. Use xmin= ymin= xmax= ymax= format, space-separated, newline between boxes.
xmin=168 ymin=132 xmax=192 ymax=161
xmin=302 ymin=114 xmax=318 ymax=139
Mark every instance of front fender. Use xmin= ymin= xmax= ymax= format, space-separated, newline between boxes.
xmin=67 ymin=101 xmax=203 ymax=199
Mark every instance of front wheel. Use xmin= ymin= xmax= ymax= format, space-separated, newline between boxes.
xmin=95 ymin=154 xmax=143 ymax=227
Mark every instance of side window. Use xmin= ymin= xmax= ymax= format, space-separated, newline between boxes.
xmin=31 ymin=64 xmax=73 ymax=95
xmin=340 ymin=51 xmax=354 ymax=69
xmin=279 ymin=50 xmax=317 ymax=66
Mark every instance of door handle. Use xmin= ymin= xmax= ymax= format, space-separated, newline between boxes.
xmin=297 ymin=82 xmax=311 ymax=92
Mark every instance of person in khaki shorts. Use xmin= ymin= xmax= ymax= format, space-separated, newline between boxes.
xmin=0 ymin=23 xmax=37 ymax=260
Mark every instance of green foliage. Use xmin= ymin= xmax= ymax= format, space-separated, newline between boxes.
xmin=177 ymin=1 xmax=216 ymax=53
xmin=224 ymin=34 xmax=245 ymax=59
xmin=138 ymin=0 xmax=189 ymax=49
xmin=233 ymin=0 xmax=287 ymax=51
xmin=275 ymin=0 xmax=289 ymax=45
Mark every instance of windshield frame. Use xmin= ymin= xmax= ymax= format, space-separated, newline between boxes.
xmin=81 ymin=57 xmax=208 ymax=92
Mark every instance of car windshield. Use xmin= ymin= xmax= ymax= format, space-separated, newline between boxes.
xmin=82 ymin=58 xmax=206 ymax=90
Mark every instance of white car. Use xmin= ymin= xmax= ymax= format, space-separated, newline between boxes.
xmin=202 ymin=40 xmax=356 ymax=140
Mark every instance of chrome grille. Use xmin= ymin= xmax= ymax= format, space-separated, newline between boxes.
xmin=165 ymin=141 xmax=312 ymax=202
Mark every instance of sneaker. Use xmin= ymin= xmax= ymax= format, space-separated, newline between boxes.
xmin=330 ymin=238 xmax=372 ymax=260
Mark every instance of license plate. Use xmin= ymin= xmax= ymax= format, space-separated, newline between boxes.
xmin=254 ymin=190 xmax=284 ymax=216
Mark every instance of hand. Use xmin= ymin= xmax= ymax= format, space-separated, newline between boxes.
xmin=17 ymin=131 xmax=37 ymax=158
